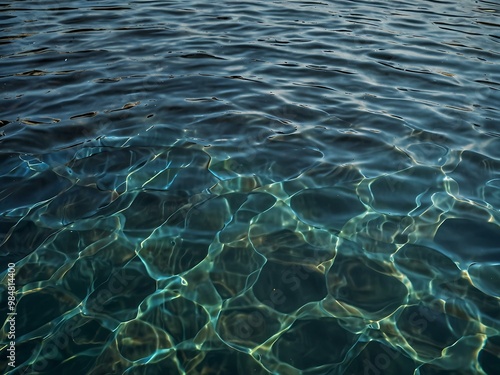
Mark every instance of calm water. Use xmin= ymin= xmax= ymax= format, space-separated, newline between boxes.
xmin=1 ymin=0 xmax=500 ymax=374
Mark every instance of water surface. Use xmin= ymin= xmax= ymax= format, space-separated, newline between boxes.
xmin=1 ymin=0 xmax=500 ymax=374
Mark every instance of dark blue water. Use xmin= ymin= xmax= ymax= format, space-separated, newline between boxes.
xmin=1 ymin=1 xmax=499 ymax=374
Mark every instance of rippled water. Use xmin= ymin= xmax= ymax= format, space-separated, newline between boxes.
xmin=1 ymin=0 xmax=500 ymax=374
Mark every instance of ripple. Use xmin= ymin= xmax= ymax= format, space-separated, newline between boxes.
xmin=1 ymin=0 xmax=499 ymax=374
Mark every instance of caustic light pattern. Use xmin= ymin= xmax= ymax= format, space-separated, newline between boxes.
xmin=1 ymin=141 xmax=499 ymax=375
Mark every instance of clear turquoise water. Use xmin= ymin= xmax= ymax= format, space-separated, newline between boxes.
xmin=1 ymin=1 xmax=499 ymax=374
